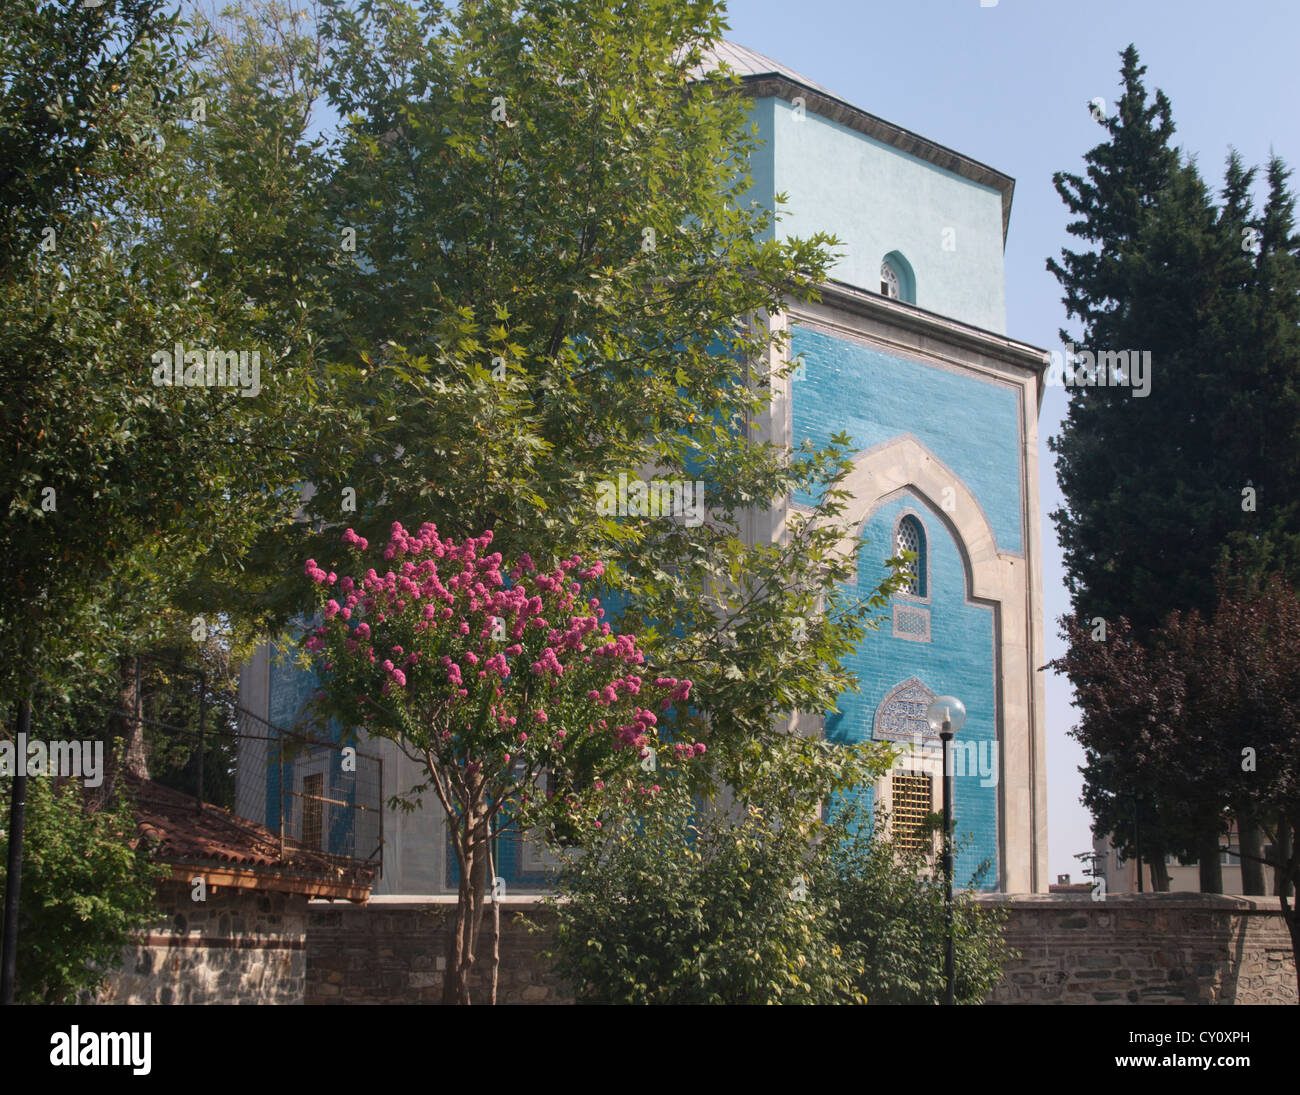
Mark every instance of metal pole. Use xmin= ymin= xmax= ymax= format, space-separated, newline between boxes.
xmin=279 ymin=736 xmax=285 ymax=858
xmin=2 ymin=696 xmax=32 ymax=1004
xmin=197 ymin=671 xmax=206 ymax=813
xmin=942 ymin=722 xmax=954 ymax=1006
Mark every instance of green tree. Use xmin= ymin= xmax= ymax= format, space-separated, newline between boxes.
xmin=1047 ymin=46 xmax=1300 ymax=884
xmin=301 ymin=0 xmax=907 ymax=791
xmin=827 ymin=812 xmax=1007 ymax=1006
xmin=549 ymin=737 xmax=1008 ymax=1004
xmin=1047 ymin=46 xmax=1300 ymax=636
xmin=0 ymin=0 xmax=339 ymax=712
xmin=0 ymin=0 xmax=343 ymax=1002
xmin=0 ymin=778 xmax=166 ymax=1004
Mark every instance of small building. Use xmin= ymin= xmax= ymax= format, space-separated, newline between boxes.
xmin=90 ymin=777 xmax=373 ymax=1005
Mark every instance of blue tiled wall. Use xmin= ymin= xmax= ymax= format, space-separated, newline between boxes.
xmin=790 ymin=326 xmax=1023 ymax=554
xmin=827 ymin=495 xmax=999 ymax=889
xmin=793 ymin=326 xmax=1009 ymax=888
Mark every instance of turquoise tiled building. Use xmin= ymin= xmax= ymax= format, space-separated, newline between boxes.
xmin=239 ymin=41 xmax=1050 ymax=895
xmin=724 ymin=40 xmax=1049 ymax=892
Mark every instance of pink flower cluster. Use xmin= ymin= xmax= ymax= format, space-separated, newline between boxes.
xmin=305 ymin=524 xmax=704 ymax=772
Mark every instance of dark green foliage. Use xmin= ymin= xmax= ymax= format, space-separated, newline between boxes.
xmin=1047 ymin=45 xmax=1300 ymax=884
xmin=0 ymin=778 xmax=165 ymax=1004
xmin=548 ymin=739 xmax=1008 ymax=1004
xmin=1048 ymin=46 xmax=1300 ymax=636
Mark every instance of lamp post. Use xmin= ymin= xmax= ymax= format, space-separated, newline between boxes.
xmin=926 ymin=695 xmax=966 ymax=1006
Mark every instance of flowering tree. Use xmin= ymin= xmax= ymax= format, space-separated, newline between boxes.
xmin=303 ymin=522 xmax=701 ymax=1004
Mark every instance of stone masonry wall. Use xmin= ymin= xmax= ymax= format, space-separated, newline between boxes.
xmin=978 ymin=893 xmax=1297 ymax=1005
xmin=306 ymin=898 xmax=570 ymax=1004
xmin=90 ymin=880 xmax=308 ymax=1004
xmin=90 ymin=890 xmax=1295 ymax=1004
xmin=307 ymin=894 xmax=1294 ymax=1005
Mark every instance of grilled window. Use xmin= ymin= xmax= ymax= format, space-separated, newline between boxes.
xmin=891 ymin=770 xmax=932 ymax=855
xmin=302 ymin=772 xmax=324 ymax=851
xmin=881 ymin=261 xmax=901 ymax=299
xmin=895 ymin=515 xmax=926 ymax=597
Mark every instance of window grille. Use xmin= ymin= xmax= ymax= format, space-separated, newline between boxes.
xmin=895 ymin=515 xmax=925 ymax=596
xmin=881 ymin=261 xmax=901 ymax=299
xmin=302 ymin=772 xmax=324 ymax=851
xmin=891 ymin=770 xmax=932 ymax=855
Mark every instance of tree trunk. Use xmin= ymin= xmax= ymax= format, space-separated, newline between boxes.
xmin=1277 ymin=821 xmax=1299 ymax=1003
xmin=1276 ymin=824 xmax=1294 ymax=899
xmin=1237 ymin=813 xmax=1267 ymax=895
xmin=95 ymin=656 xmax=146 ymax=809
xmin=488 ymin=839 xmax=500 ymax=1006
xmin=1197 ymin=831 xmax=1223 ymax=894
xmin=1283 ymin=890 xmax=1300 ymax=1004
xmin=1148 ymin=854 xmax=1170 ymax=892
xmin=441 ymin=791 xmax=490 ymax=1004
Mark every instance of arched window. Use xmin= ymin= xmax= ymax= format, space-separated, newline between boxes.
xmin=880 ymin=251 xmax=915 ymax=304
xmin=880 ymin=261 xmax=901 ymax=299
xmin=895 ymin=514 xmax=926 ymax=597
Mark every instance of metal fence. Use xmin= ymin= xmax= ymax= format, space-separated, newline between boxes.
xmin=94 ymin=656 xmax=383 ymax=874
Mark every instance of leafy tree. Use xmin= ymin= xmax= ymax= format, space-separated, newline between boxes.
xmin=302 ymin=522 xmax=705 ymax=1003
xmin=0 ymin=0 xmax=203 ymax=710
xmin=0 ymin=0 xmax=340 ymax=712
xmin=827 ymin=812 xmax=1007 ymax=1006
xmin=298 ymin=0 xmax=906 ymax=787
xmin=549 ymin=738 xmax=1008 ymax=1004
xmin=0 ymin=778 xmax=166 ymax=1003
xmin=1052 ymin=574 xmax=1300 ymax=989
xmin=1051 ymin=615 xmax=1197 ymax=891
xmin=0 ymin=0 xmax=343 ymax=1001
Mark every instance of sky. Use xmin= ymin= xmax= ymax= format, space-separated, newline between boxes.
xmin=718 ymin=0 xmax=1300 ymax=882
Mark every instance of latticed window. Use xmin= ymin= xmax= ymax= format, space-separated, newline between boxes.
xmin=302 ymin=773 xmax=324 ymax=851
xmin=895 ymin=515 xmax=925 ymax=596
xmin=892 ymin=771 xmax=932 ymax=855
xmin=880 ymin=261 xmax=901 ymax=299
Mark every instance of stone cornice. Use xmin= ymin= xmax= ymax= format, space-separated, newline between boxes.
xmin=796 ymin=278 xmax=1047 ymax=392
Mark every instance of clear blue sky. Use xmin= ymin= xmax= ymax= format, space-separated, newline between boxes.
xmin=719 ymin=0 xmax=1300 ymax=882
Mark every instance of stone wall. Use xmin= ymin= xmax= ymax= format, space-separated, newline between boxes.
xmin=90 ymin=890 xmax=1296 ymax=1004
xmin=90 ymin=881 xmax=308 ymax=1004
xmin=306 ymin=897 xmax=570 ymax=1005
xmin=305 ymin=893 xmax=1294 ymax=1005
xmin=978 ymin=893 xmax=1297 ymax=1005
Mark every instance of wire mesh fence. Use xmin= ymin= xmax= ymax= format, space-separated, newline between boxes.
xmin=98 ymin=655 xmax=383 ymax=874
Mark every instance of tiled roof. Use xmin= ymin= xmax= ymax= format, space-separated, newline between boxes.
xmin=126 ymin=776 xmax=374 ymax=892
